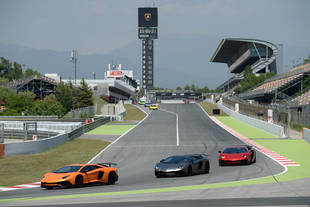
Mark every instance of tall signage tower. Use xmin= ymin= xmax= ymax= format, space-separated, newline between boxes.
xmin=138 ymin=7 xmax=158 ymax=93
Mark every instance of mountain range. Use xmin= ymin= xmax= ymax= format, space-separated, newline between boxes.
xmin=1 ymin=35 xmax=310 ymax=89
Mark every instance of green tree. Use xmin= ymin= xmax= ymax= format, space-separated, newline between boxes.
xmin=72 ymin=79 xmax=93 ymax=109
xmin=0 ymin=87 xmax=15 ymax=101
xmin=56 ymin=81 xmax=73 ymax=113
xmin=234 ymin=66 xmax=275 ymax=94
xmin=190 ymin=84 xmax=197 ymax=92
xmin=201 ymin=85 xmax=210 ymax=93
xmin=302 ymin=75 xmax=310 ymax=92
xmin=29 ymin=95 xmax=65 ymax=117
xmin=176 ymin=86 xmax=182 ymax=90
xmin=184 ymin=85 xmax=190 ymax=90
xmin=6 ymin=91 xmax=35 ymax=114
xmin=24 ymin=68 xmax=41 ymax=78
xmin=0 ymin=77 xmax=9 ymax=85
xmin=0 ymin=57 xmax=11 ymax=77
xmin=5 ymin=62 xmax=24 ymax=80
xmin=138 ymin=89 xmax=145 ymax=98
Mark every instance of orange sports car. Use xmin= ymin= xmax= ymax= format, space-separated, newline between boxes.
xmin=40 ymin=163 xmax=118 ymax=189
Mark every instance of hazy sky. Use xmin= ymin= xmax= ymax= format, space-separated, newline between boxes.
xmin=0 ymin=0 xmax=310 ymax=87
xmin=1 ymin=0 xmax=309 ymax=54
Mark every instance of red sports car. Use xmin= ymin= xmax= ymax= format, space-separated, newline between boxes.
xmin=218 ymin=145 xmax=256 ymax=166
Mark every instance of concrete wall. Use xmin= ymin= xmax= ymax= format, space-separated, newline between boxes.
xmin=217 ymin=103 xmax=284 ymax=137
xmin=304 ymin=128 xmax=310 ymax=144
xmin=4 ymin=133 xmax=67 ymax=157
xmin=161 ymin=100 xmax=184 ymax=104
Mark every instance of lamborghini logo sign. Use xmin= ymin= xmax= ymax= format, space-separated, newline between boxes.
xmin=144 ymin=13 xmax=152 ymax=21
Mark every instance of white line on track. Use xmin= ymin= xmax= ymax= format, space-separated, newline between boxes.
xmin=109 ymin=144 xmax=203 ymax=148
xmin=159 ymin=108 xmax=179 ymax=146
xmin=88 ymin=105 xmax=151 ymax=164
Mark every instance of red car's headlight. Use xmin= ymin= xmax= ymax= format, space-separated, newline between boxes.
xmin=221 ymin=155 xmax=225 ymax=159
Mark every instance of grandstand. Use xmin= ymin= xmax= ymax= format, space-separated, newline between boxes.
xmin=63 ymin=64 xmax=138 ymax=103
xmin=239 ymin=63 xmax=310 ymax=104
xmin=210 ymin=38 xmax=283 ymax=92
xmin=291 ymin=90 xmax=310 ymax=106
xmin=1 ymin=75 xmax=57 ymax=99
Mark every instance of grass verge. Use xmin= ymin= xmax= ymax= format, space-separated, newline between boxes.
xmin=124 ymin=104 xmax=146 ymax=121
xmin=87 ymin=125 xmax=135 ymax=135
xmin=216 ymin=116 xmax=310 ymax=182
xmin=200 ymin=102 xmax=228 ymax=116
xmin=0 ymin=139 xmax=110 ymax=186
xmin=256 ymin=139 xmax=310 ymax=181
xmin=216 ymin=116 xmax=278 ymax=139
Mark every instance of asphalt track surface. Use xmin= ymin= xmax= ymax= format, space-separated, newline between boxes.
xmin=0 ymin=103 xmax=285 ymax=205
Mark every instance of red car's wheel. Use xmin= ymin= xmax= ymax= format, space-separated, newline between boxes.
xmin=219 ymin=160 xmax=224 ymax=166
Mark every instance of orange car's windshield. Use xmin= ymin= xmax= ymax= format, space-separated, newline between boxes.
xmin=53 ymin=166 xmax=82 ymax=173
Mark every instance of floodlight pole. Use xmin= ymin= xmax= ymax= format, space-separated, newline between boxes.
xmin=71 ymin=50 xmax=78 ymax=85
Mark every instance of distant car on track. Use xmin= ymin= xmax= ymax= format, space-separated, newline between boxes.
xmin=138 ymin=100 xmax=146 ymax=105
xmin=149 ymin=104 xmax=158 ymax=110
xmin=144 ymin=102 xmax=152 ymax=107
xmin=155 ymin=154 xmax=210 ymax=177
xmin=40 ymin=163 xmax=118 ymax=189
xmin=218 ymin=145 xmax=256 ymax=166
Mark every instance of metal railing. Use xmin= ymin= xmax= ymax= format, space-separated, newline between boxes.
xmin=0 ymin=121 xmax=82 ymax=133
xmin=1 ymin=129 xmax=58 ymax=140
xmin=70 ymin=105 xmax=97 ymax=119
xmin=291 ymin=104 xmax=310 ymax=126
xmin=222 ymin=95 xmax=310 ymax=127
xmin=0 ymin=116 xmax=58 ymax=121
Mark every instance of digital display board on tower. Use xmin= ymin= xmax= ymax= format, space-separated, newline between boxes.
xmin=138 ymin=7 xmax=157 ymax=91
xmin=138 ymin=8 xmax=158 ymax=27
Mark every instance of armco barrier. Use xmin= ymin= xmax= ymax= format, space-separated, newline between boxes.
xmin=3 ymin=133 xmax=67 ymax=157
xmin=1 ymin=117 xmax=110 ymax=157
xmin=304 ymin=128 xmax=310 ymax=144
xmin=217 ymin=103 xmax=284 ymax=137
xmin=2 ymin=130 xmax=58 ymax=140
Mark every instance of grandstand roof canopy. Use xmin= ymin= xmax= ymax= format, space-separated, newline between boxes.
xmin=210 ymin=38 xmax=276 ymax=63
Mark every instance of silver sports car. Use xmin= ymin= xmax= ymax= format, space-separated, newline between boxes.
xmin=154 ymin=154 xmax=210 ymax=177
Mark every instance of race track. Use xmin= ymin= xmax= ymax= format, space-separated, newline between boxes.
xmin=0 ymin=103 xmax=284 ymax=201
